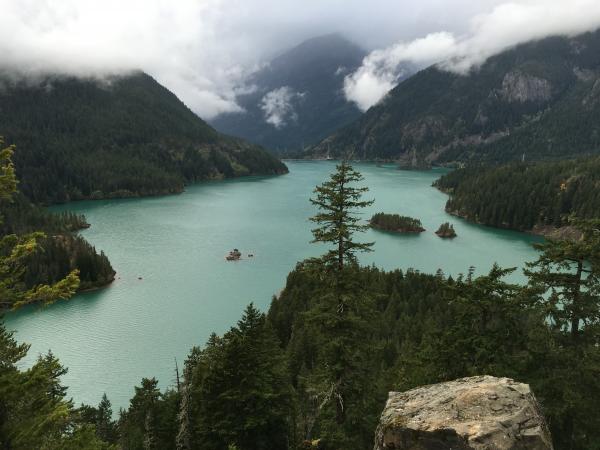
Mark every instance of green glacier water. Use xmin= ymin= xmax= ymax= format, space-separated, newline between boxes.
xmin=4 ymin=161 xmax=542 ymax=411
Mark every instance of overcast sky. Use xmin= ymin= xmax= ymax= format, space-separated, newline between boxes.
xmin=2 ymin=0 xmax=600 ymax=118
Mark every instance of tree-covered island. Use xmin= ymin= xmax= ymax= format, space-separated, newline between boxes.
xmin=435 ymin=222 xmax=457 ymax=238
xmin=370 ymin=213 xmax=425 ymax=233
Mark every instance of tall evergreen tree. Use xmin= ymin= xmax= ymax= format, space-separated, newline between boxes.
xmin=300 ymin=163 xmax=381 ymax=449
xmin=189 ymin=304 xmax=292 ymax=450
xmin=525 ymin=219 xmax=600 ymax=449
xmin=310 ymin=160 xmax=374 ymax=272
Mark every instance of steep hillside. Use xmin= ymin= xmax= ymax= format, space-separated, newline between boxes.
xmin=434 ymin=156 xmax=600 ymax=233
xmin=310 ymin=30 xmax=600 ymax=166
xmin=0 ymin=71 xmax=287 ymax=204
xmin=210 ymin=33 xmax=366 ymax=152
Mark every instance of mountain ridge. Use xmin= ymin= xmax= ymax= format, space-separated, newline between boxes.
xmin=308 ymin=29 xmax=600 ymax=165
xmin=0 ymin=71 xmax=287 ymax=204
xmin=210 ymin=33 xmax=366 ymax=152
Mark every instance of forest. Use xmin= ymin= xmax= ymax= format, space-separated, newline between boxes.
xmin=370 ymin=213 xmax=425 ymax=233
xmin=0 ymin=141 xmax=114 ymax=309
xmin=0 ymin=72 xmax=287 ymax=204
xmin=434 ymin=156 xmax=600 ymax=231
xmin=2 ymin=161 xmax=599 ymax=450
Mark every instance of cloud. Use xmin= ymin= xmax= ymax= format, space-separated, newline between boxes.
xmin=0 ymin=0 xmax=515 ymax=119
xmin=3 ymin=0 xmax=600 ymax=118
xmin=260 ymin=86 xmax=304 ymax=128
xmin=345 ymin=0 xmax=600 ymax=111
xmin=0 ymin=0 xmax=249 ymax=118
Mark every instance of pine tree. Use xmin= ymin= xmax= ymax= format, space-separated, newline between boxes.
xmin=302 ymin=163 xmax=380 ymax=449
xmin=192 ymin=304 xmax=292 ymax=450
xmin=0 ymin=138 xmax=79 ymax=309
xmin=310 ymin=160 xmax=374 ymax=272
xmin=525 ymin=219 xmax=600 ymax=449
xmin=96 ymin=393 xmax=117 ymax=443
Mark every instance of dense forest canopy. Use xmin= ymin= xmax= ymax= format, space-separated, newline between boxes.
xmin=370 ymin=213 xmax=425 ymax=233
xmin=434 ymin=156 xmax=600 ymax=231
xmin=0 ymin=140 xmax=114 ymax=308
xmin=308 ymin=29 xmax=600 ymax=166
xmin=0 ymin=72 xmax=287 ymax=204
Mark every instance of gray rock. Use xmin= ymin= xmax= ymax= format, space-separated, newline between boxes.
xmin=374 ymin=375 xmax=553 ymax=450
xmin=500 ymin=71 xmax=552 ymax=103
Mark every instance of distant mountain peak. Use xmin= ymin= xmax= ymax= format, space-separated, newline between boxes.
xmin=209 ymin=34 xmax=367 ymax=153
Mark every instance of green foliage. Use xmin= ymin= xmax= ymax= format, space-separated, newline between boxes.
xmin=182 ymin=304 xmax=293 ymax=450
xmin=0 ymin=72 xmax=287 ymax=204
xmin=435 ymin=222 xmax=456 ymax=237
xmin=0 ymin=139 xmax=81 ymax=309
xmin=0 ymin=321 xmax=115 ymax=449
xmin=310 ymin=161 xmax=374 ymax=271
xmin=435 ymin=157 xmax=600 ymax=230
xmin=118 ymin=378 xmax=179 ymax=450
xmin=370 ymin=213 xmax=424 ymax=232
xmin=524 ymin=219 xmax=600 ymax=449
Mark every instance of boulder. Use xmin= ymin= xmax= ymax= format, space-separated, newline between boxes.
xmin=374 ymin=375 xmax=553 ymax=450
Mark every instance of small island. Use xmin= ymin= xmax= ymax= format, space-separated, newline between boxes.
xmin=435 ymin=222 xmax=457 ymax=238
xmin=370 ymin=213 xmax=425 ymax=233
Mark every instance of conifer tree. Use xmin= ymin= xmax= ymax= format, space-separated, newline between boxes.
xmin=310 ymin=160 xmax=374 ymax=272
xmin=0 ymin=138 xmax=79 ymax=309
xmin=303 ymin=162 xmax=379 ymax=449
xmin=525 ymin=219 xmax=600 ymax=449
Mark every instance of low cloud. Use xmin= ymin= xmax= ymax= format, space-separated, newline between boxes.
xmin=260 ymin=86 xmax=304 ymax=128
xmin=4 ymin=0 xmax=600 ymax=118
xmin=345 ymin=0 xmax=600 ymax=111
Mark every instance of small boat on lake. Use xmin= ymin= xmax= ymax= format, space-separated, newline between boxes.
xmin=226 ymin=249 xmax=242 ymax=261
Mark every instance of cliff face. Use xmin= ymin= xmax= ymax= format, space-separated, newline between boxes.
xmin=374 ymin=376 xmax=553 ymax=450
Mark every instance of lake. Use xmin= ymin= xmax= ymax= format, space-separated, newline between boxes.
xmin=5 ymin=161 xmax=542 ymax=411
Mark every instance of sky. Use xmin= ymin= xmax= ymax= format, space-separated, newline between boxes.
xmin=2 ymin=0 xmax=600 ymax=118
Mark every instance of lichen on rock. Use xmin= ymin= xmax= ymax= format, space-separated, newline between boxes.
xmin=374 ymin=375 xmax=553 ymax=450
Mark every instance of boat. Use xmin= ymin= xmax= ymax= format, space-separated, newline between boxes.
xmin=225 ymin=249 xmax=242 ymax=261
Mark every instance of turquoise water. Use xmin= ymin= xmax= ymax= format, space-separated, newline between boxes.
xmin=4 ymin=161 xmax=541 ymax=411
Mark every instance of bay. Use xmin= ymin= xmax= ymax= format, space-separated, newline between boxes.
xmin=4 ymin=161 xmax=541 ymax=410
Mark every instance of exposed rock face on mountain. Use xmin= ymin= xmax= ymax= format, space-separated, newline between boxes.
xmin=210 ymin=34 xmax=367 ymax=153
xmin=374 ymin=376 xmax=553 ymax=450
xmin=310 ymin=29 xmax=600 ymax=166
xmin=500 ymin=71 xmax=553 ymax=103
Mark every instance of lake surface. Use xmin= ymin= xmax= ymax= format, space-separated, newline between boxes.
xmin=5 ymin=161 xmax=542 ymax=411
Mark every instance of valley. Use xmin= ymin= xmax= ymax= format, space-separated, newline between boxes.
xmin=5 ymin=161 xmax=542 ymax=410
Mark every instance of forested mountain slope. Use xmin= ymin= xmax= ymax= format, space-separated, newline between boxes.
xmin=0 ymin=194 xmax=115 ymax=295
xmin=0 ymin=71 xmax=287 ymax=204
xmin=210 ymin=34 xmax=366 ymax=153
xmin=434 ymin=157 xmax=600 ymax=232
xmin=310 ymin=29 xmax=600 ymax=166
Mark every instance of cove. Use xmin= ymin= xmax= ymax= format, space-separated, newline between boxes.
xmin=4 ymin=161 xmax=542 ymax=411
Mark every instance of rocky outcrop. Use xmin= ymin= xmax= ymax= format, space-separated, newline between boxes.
xmin=530 ymin=224 xmax=583 ymax=241
xmin=500 ymin=71 xmax=552 ymax=103
xmin=374 ymin=376 xmax=553 ymax=450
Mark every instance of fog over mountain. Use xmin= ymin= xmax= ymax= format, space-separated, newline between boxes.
xmin=2 ymin=0 xmax=600 ymax=119
xmin=209 ymin=33 xmax=370 ymax=152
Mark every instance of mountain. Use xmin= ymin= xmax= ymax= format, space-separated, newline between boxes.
xmin=209 ymin=33 xmax=366 ymax=153
xmin=309 ymin=29 xmax=600 ymax=166
xmin=0 ymin=71 xmax=287 ymax=204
